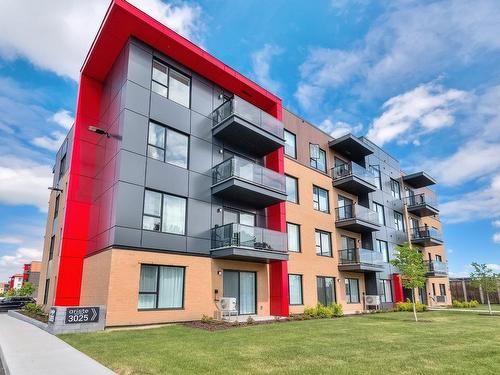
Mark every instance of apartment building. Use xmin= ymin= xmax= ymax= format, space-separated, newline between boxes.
xmin=23 ymin=261 xmax=42 ymax=297
xmin=37 ymin=0 xmax=449 ymax=326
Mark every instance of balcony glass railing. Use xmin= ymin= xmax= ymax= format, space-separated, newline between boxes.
xmin=425 ymin=260 xmax=448 ymax=274
xmin=331 ymin=162 xmax=377 ymax=186
xmin=335 ymin=204 xmax=380 ymax=225
xmin=411 ymin=226 xmax=443 ymax=241
xmin=212 ymin=156 xmax=286 ymax=192
xmin=339 ymin=248 xmax=383 ymax=265
xmin=405 ymin=193 xmax=438 ymax=209
xmin=212 ymin=96 xmax=284 ymax=139
xmin=211 ymin=223 xmax=287 ymax=253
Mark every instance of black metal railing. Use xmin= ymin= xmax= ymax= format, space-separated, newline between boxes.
xmin=338 ymin=248 xmax=383 ymax=265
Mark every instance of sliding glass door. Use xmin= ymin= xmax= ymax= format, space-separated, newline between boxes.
xmin=223 ymin=270 xmax=256 ymax=315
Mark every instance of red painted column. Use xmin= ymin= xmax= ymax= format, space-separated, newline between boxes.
xmin=392 ymin=273 xmax=404 ymax=303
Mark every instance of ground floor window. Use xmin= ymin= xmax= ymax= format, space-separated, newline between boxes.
xmin=43 ymin=279 xmax=50 ymax=305
xmin=138 ymin=265 xmax=185 ymax=309
xmin=317 ymin=276 xmax=336 ymax=306
xmin=379 ymin=279 xmax=393 ymax=303
xmin=345 ymin=278 xmax=360 ymax=304
xmin=289 ymin=274 xmax=303 ymax=305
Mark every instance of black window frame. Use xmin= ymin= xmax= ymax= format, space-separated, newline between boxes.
xmin=439 ymin=283 xmax=446 ymax=296
xmin=379 ymin=279 xmax=393 ymax=303
xmin=138 ymin=264 xmax=186 ymax=310
xmin=151 ymin=59 xmax=192 ymax=108
xmin=285 ymin=175 xmax=299 ymax=204
xmin=317 ymin=276 xmax=336 ymax=306
xmin=53 ymin=195 xmax=60 ymax=219
xmin=315 ymin=229 xmax=332 ymax=257
xmin=313 ymin=185 xmax=330 ymax=213
xmin=345 ymin=278 xmax=360 ymax=304
xmin=43 ymin=279 xmax=50 ymax=305
xmin=390 ymin=178 xmax=401 ymax=199
xmin=147 ymin=121 xmax=189 ymax=169
xmin=370 ymin=165 xmax=382 ymax=190
xmin=394 ymin=211 xmax=405 ymax=232
xmin=48 ymin=235 xmax=55 ymax=261
xmin=286 ymin=222 xmax=301 ymax=253
xmin=309 ymin=144 xmax=327 ymax=173
xmin=284 ymin=129 xmax=297 ymax=159
xmin=376 ymin=239 xmax=389 ymax=262
xmin=373 ymin=202 xmax=385 ymax=225
xmin=435 ymin=254 xmax=442 ymax=262
xmin=288 ymin=274 xmax=304 ymax=306
xmin=142 ymin=189 xmax=187 ymax=235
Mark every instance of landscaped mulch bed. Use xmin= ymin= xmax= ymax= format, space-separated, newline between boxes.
xmin=18 ymin=310 xmax=49 ymax=324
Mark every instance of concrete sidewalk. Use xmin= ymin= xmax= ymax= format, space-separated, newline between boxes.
xmin=0 ymin=313 xmax=115 ymax=375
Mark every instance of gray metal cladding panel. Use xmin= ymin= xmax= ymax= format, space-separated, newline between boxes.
xmin=189 ymin=136 xmax=213 ymax=176
xmin=150 ymin=92 xmax=190 ymax=133
xmin=120 ymin=109 xmax=149 ymax=156
xmin=191 ymin=77 xmax=214 ymax=117
xmin=113 ymin=182 xmax=144 ymax=229
xmin=145 ymin=159 xmax=189 ymax=196
xmin=121 ymin=80 xmax=150 ymax=117
xmin=111 ymin=226 xmax=142 ymax=247
xmin=118 ymin=150 xmax=146 ymax=186
xmin=187 ymin=199 xmax=212 ymax=239
xmin=188 ymin=171 xmax=212 ymax=203
xmin=187 ymin=237 xmax=211 ymax=255
xmin=126 ymin=42 xmax=152 ymax=89
xmin=142 ymin=230 xmax=187 ymax=252
xmin=211 ymin=179 xmax=287 ymax=208
xmin=190 ymin=112 xmax=212 ymax=142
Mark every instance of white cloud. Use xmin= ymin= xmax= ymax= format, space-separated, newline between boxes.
xmin=0 ymin=247 xmax=42 ymax=281
xmin=0 ymin=156 xmax=52 ymax=212
xmin=50 ymin=110 xmax=74 ymax=130
xmin=493 ymin=220 xmax=500 ymax=228
xmin=486 ymin=263 xmax=500 ymax=271
xmin=319 ymin=118 xmax=363 ymax=139
xmin=367 ymin=82 xmax=468 ymax=146
xmin=0 ymin=0 xmax=205 ymax=81
xmin=493 ymin=233 xmax=500 ymax=244
xmin=251 ymin=44 xmax=284 ymax=94
xmin=32 ymin=131 xmax=67 ymax=152
xmin=0 ymin=237 xmax=22 ymax=245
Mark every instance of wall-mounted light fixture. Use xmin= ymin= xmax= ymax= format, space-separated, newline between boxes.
xmin=48 ymin=187 xmax=63 ymax=192
xmin=88 ymin=126 xmax=110 ymax=138
xmin=217 ymin=208 xmax=222 ymax=213
xmin=217 ymin=270 xmax=222 ymax=276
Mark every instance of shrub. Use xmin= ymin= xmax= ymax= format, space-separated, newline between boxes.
xmin=452 ymin=300 xmax=479 ymax=308
xmin=303 ymin=303 xmax=344 ymax=319
xmin=246 ymin=316 xmax=255 ymax=325
xmin=201 ymin=314 xmax=214 ymax=324
xmin=396 ymin=299 xmax=427 ymax=312
xmin=23 ymin=303 xmax=47 ymax=317
xmin=330 ymin=303 xmax=344 ymax=317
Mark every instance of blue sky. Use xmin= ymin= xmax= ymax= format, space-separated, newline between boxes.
xmin=0 ymin=0 xmax=499 ymax=280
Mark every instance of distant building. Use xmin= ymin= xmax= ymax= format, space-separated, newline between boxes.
xmin=0 ymin=282 xmax=9 ymax=293
xmin=9 ymin=274 xmax=24 ymax=290
xmin=23 ymin=261 xmax=42 ymax=296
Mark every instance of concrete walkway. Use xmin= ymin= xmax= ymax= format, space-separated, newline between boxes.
xmin=0 ymin=313 xmax=115 ymax=375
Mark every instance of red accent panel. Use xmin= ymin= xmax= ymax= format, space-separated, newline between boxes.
xmin=269 ymin=260 xmax=289 ymax=316
xmin=392 ymin=273 xmax=404 ymax=303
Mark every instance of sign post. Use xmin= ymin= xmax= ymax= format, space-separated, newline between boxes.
xmin=65 ymin=307 xmax=100 ymax=324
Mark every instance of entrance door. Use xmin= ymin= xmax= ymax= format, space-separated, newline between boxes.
xmin=223 ymin=270 xmax=256 ymax=315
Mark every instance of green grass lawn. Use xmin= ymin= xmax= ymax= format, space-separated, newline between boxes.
xmin=60 ymin=311 xmax=500 ymax=375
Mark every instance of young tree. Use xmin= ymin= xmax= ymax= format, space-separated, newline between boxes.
xmin=390 ymin=242 xmax=427 ymax=322
xmin=16 ymin=282 xmax=36 ymax=297
xmin=470 ymin=263 xmax=499 ymax=316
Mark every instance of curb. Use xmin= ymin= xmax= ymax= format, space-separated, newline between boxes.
xmin=0 ymin=342 xmax=10 ymax=375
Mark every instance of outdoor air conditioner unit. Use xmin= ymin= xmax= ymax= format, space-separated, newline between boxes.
xmin=365 ymin=295 xmax=381 ymax=306
xmin=220 ymin=297 xmax=237 ymax=312
xmin=436 ymin=295 xmax=447 ymax=303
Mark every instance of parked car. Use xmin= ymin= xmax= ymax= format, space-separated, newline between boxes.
xmin=0 ymin=296 xmax=35 ymax=312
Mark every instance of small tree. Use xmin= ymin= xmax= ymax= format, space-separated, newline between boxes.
xmin=16 ymin=282 xmax=36 ymax=297
xmin=390 ymin=242 xmax=427 ymax=322
xmin=470 ymin=263 xmax=499 ymax=316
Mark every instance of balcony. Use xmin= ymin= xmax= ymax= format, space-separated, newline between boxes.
xmin=332 ymin=163 xmax=377 ymax=195
xmin=328 ymin=134 xmax=374 ymax=165
xmin=338 ymin=248 xmax=384 ymax=272
xmin=405 ymin=193 xmax=439 ymax=217
xmin=212 ymin=96 xmax=284 ymax=157
xmin=212 ymin=157 xmax=286 ymax=208
xmin=425 ymin=260 xmax=448 ymax=277
xmin=210 ymin=223 xmax=288 ymax=262
xmin=403 ymin=171 xmax=436 ymax=189
xmin=335 ymin=205 xmax=381 ymax=233
xmin=411 ymin=226 xmax=443 ymax=246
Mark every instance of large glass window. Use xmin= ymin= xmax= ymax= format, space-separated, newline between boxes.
xmin=390 ymin=178 xmax=401 ymax=199
xmin=287 ymin=223 xmax=300 ymax=252
xmin=289 ymin=274 xmax=303 ymax=305
xmin=315 ymin=230 xmax=332 ymax=257
xmin=48 ymin=235 xmax=55 ymax=261
xmin=138 ymin=264 xmax=185 ymax=309
xmin=370 ymin=165 xmax=382 ymax=190
xmin=147 ymin=122 xmax=189 ymax=168
xmin=284 ymin=130 xmax=297 ymax=158
xmin=313 ymin=186 xmax=329 ymax=213
xmin=379 ymin=279 xmax=393 ymax=303
xmin=286 ymin=175 xmax=299 ymax=203
xmin=376 ymin=239 xmax=389 ymax=262
xmin=345 ymin=278 xmax=360 ymax=304
xmin=317 ymin=276 xmax=336 ymax=306
xmin=373 ymin=202 xmax=385 ymax=225
xmin=143 ymin=190 xmax=186 ymax=235
xmin=152 ymin=60 xmax=191 ymax=107
xmin=310 ymin=144 xmax=327 ymax=173
xmin=43 ymin=279 xmax=50 ymax=305
xmin=394 ymin=211 xmax=405 ymax=232
xmin=439 ymin=284 xmax=446 ymax=296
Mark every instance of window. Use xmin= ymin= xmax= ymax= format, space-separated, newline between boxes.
xmin=373 ymin=202 xmax=385 ymax=225
xmin=48 ymin=235 xmax=55 ymax=261
xmin=432 ymin=283 xmax=436 ymax=296
xmin=58 ymin=139 xmax=68 ymax=181
xmin=287 ymin=223 xmax=300 ymax=252
xmin=379 ymin=279 xmax=393 ymax=303
xmin=313 ymin=186 xmax=329 ymax=213
xmin=143 ymin=190 xmax=187 ymax=235
xmin=410 ymin=217 xmax=419 ymax=234
xmin=138 ymin=264 xmax=185 ymax=309
xmin=439 ymin=284 xmax=446 ymax=296
xmin=376 ymin=239 xmax=389 ymax=262
xmin=390 ymin=178 xmax=401 ymax=199
xmin=345 ymin=278 xmax=360 ymax=304
xmin=315 ymin=230 xmax=332 ymax=256
xmin=152 ymin=60 xmax=191 ymax=107
xmin=288 ymin=274 xmax=303 ymax=305
xmin=223 ymin=208 xmax=255 ymax=226
xmin=53 ymin=195 xmax=60 ymax=219
xmin=43 ymin=279 xmax=50 ymax=305
xmin=394 ymin=211 xmax=405 ymax=232
xmin=435 ymin=254 xmax=442 ymax=262
xmin=147 ymin=122 xmax=189 ymax=168
xmin=310 ymin=144 xmax=327 ymax=172
xmin=317 ymin=277 xmax=336 ymax=306
xmin=370 ymin=165 xmax=382 ymax=190
xmin=286 ymin=175 xmax=299 ymax=203
xmin=284 ymin=130 xmax=297 ymax=158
